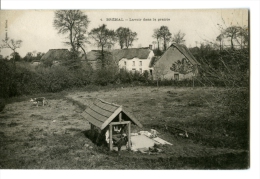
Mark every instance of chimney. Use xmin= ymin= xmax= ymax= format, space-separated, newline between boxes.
xmin=149 ymin=44 xmax=153 ymax=50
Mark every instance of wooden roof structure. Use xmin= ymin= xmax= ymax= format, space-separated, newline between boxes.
xmin=81 ymin=99 xmax=143 ymax=130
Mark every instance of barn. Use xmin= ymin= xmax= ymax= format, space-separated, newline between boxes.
xmin=81 ymin=98 xmax=143 ymax=151
xmin=153 ymin=43 xmax=200 ymax=80
xmin=40 ymin=49 xmax=70 ymax=65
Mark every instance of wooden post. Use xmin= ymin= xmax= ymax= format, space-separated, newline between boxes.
xmin=128 ymin=122 xmax=131 ymax=150
xmin=109 ymin=124 xmax=113 ymax=151
xmin=119 ymin=113 xmax=122 ymax=122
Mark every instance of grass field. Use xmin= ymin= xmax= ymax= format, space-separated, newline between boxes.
xmin=0 ymin=86 xmax=249 ymax=169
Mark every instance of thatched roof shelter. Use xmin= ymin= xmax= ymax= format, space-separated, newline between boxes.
xmin=40 ymin=49 xmax=70 ymax=61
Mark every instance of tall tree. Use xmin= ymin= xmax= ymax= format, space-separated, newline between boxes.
xmin=172 ymin=30 xmax=186 ymax=44
xmin=152 ymin=28 xmax=161 ymax=50
xmin=116 ymin=27 xmax=126 ymax=49
xmin=89 ymin=24 xmax=116 ymax=68
xmin=223 ymin=26 xmax=242 ymax=50
xmin=53 ymin=10 xmax=90 ymax=56
xmin=116 ymin=27 xmax=138 ymax=49
xmin=0 ymin=38 xmax=22 ymax=67
xmin=124 ymin=29 xmax=138 ymax=49
xmin=159 ymin=26 xmax=172 ymax=51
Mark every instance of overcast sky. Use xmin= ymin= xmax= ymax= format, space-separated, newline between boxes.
xmin=0 ymin=9 xmax=248 ymax=57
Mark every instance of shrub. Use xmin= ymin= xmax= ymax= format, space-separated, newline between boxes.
xmin=0 ymin=98 xmax=5 ymax=112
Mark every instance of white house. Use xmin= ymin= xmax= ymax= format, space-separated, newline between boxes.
xmin=112 ymin=47 xmax=154 ymax=74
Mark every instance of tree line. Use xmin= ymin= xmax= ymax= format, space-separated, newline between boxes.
xmin=0 ymin=10 xmax=249 ymax=101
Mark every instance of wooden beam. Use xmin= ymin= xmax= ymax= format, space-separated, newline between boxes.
xmin=101 ymin=107 xmax=122 ymax=130
xmin=119 ymin=112 xmax=122 ymax=122
xmin=110 ymin=121 xmax=130 ymax=126
xmin=109 ymin=124 xmax=113 ymax=151
xmin=128 ymin=122 xmax=131 ymax=150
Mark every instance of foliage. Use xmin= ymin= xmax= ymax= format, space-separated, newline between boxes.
xmin=0 ymin=98 xmax=5 ymax=112
xmin=53 ymin=10 xmax=90 ymax=54
xmin=170 ymin=58 xmax=194 ymax=75
xmin=116 ymin=27 xmax=138 ymax=49
xmin=152 ymin=28 xmax=161 ymax=50
xmin=153 ymin=49 xmax=163 ymax=56
xmin=152 ymin=26 xmax=172 ymax=51
xmin=159 ymin=26 xmax=172 ymax=51
xmin=172 ymin=30 xmax=186 ymax=44
xmin=223 ymin=26 xmax=243 ymax=50
xmin=23 ymin=51 xmax=45 ymax=62
xmin=89 ymin=24 xmax=116 ymax=68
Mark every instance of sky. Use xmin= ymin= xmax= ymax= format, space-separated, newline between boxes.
xmin=0 ymin=9 xmax=248 ymax=57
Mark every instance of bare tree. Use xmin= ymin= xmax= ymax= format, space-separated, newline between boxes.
xmin=172 ymin=30 xmax=186 ymax=44
xmin=223 ymin=26 xmax=242 ymax=50
xmin=89 ymin=24 xmax=116 ymax=68
xmin=53 ymin=10 xmax=90 ymax=56
xmin=0 ymin=38 xmax=22 ymax=67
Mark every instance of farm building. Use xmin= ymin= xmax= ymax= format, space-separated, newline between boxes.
xmin=81 ymin=99 xmax=143 ymax=151
xmin=40 ymin=49 xmax=70 ymax=65
xmin=84 ymin=47 xmax=154 ymax=73
xmin=153 ymin=43 xmax=200 ymax=80
xmin=84 ymin=50 xmax=115 ymax=70
xmin=113 ymin=46 xmax=154 ymax=74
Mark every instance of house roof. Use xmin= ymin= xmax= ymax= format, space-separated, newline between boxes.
xmin=85 ymin=50 xmax=113 ymax=61
xmin=170 ymin=43 xmax=200 ymax=65
xmin=40 ymin=49 xmax=70 ymax=61
xmin=81 ymin=99 xmax=143 ymax=130
xmin=111 ymin=48 xmax=152 ymax=62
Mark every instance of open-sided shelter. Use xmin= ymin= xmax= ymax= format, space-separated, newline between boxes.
xmin=81 ymin=99 xmax=143 ymax=151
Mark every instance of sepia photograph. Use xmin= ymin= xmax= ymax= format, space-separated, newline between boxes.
xmin=0 ymin=7 xmax=251 ymax=170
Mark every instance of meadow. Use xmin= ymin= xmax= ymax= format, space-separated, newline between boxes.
xmin=0 ymin=86 xmax=249 ymax=169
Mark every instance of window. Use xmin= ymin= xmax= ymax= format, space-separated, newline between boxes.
xmin=132 ymin=68 xmax=136 ymax=72
xmin=132 ymin=61 xmax=135 ymax=66
xmin=124 ymin=61 xmax=127 ymax=66
xmin=139 ymin=61 xmax=142 ymax=66
xmin=139 ymin=68 xmax=142 ymax=73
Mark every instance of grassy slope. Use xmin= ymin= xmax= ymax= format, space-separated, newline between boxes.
xmin=0 ymin=86 xmax=249 ymax=169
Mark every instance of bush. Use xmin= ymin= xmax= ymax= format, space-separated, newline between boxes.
xmin=0 ymin=98 xmax=5 ymax=112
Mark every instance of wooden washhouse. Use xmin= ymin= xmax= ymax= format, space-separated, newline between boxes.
xmin=81 ymin=98 xmax=143 ymax=151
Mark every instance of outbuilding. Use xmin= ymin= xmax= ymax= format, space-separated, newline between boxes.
xmin=153 ymin=43 xmax=200 ymax=80
xmin=81 ymin=98 xmax=143 ymax=151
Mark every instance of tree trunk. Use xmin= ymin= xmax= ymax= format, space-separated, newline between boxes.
xmin=163 ymin=37 xmax=167 ymax=51
xmin=79 ymin=45 xmax=87 ymax=61
xmin=231 ymin=37 xmax=234 ymax=50
xmin=69 ymin=28 xmax=76 ymax=52
xmin=101 ymin=45 xmax=105 ymax=68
